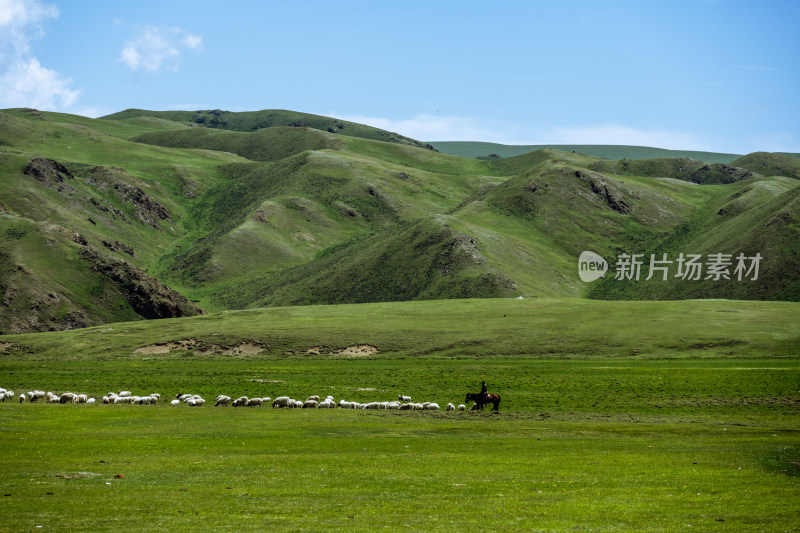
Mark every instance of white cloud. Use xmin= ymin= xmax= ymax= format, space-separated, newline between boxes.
xmin=119 ymin=25 xmax=203 ymax=73
xmin=0 ymin=0 xmax=58 ymax=54
xmin=0 ymin=0 xmax=82 ymax=111
xmin=539 ymin=124 xmax=709 ymax=151
xmin=332 ymin=113 xmax=715 ymax=151
xmin=0 ymin=57 xmax=79 ymax=108
xmin=334 ymin=113 xmax=527 ymax=145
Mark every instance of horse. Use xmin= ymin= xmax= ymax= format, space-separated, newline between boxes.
xmin=465 ymin=391 xmax=500 ymax=412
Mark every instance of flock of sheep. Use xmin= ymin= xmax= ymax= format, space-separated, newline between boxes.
xmin=1 ymin=387 xmax=477 ymax=412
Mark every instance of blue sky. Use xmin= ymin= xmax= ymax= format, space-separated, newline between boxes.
xmin=1 ymin=0 xmax=798 ymax=153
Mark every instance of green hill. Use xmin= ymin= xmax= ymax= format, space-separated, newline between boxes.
xmin=1 ymin=107 xmax=799 ymax=333
xmin=732 ymin=152 xmax=800 ymax=180
xmin=103 ymin=108 xmax=434 ymax=149
xmin=430 ymin=141 xmax=743 ymax=163
xmin=587 ymin=157 xmax=759 ymax=184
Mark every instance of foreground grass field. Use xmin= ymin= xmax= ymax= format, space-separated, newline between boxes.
xmin=0 ymin=407 xmax=798 ymax=531
xmin=1 ymin=298 xmax=799 ymax=531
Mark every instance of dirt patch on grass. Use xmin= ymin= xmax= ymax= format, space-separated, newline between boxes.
xmin=285 ymin=344 xmax=380 ymax=356
xmin=337 ymin=344 xmax=379 ymax=357
xmin=0 ymin=342 xmax=13 ymax=352
xmin=54 ymin=472 xmax=102 ymax=480
xmin=133 ymin=339 xmax=199 ymax=354
xmin=195 ymin=341 xmax=264 ymax=356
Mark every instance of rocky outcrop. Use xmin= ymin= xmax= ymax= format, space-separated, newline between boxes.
xmin=79 ymin=247 xmax=204 ymax=320
xmin=576 ymin=170 xmax=631 ymax=214
xmin=23 ymin=157 xmax=75 ymax=192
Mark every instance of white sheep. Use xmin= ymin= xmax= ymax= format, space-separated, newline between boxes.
xmin=27 ymin=390 xmax=45 ymax=402
xmin=75 ymin=394 xmax=88 ymax=404
xmin=19 ymin=394 xmax=25 ymax=403
xmin=446 ymin=403 xmax=455 ymax=411
xmin=318 ymin=399 xmax=335 ymax=409
xmin=87 ymin=398 xmax=96 ymax=405
xmin=135 ymin=396 xmax=155 ymax=405
xmin=170 ymin=399 xmax=180 ymax=406
xmin=470 ymin=402 xmax=479 ymax=411
xmin=271 ymin=396 xmax=287 ymax=408
xmin=302 ymin=399 xmax=318 ymax=408
xmin=458 ymin=404 xmax=466 ymax=411
xmin=306 ymin=395 xmax=320 ymax=402
xmin=3 ymin=391 xmax=13 ymax=402
xmin=261 ymin=397 xmax=271 ymax=404
xmin=399 ymin=403 xmax=414 ymax=410
xmin=398 ymin=395 xmax=411 ymax=402
xmin=232 ymin=396 xmax=249 ymax=407
xmin=60 ymin=392 xmax=75 ymax=404
xmin=215 ymin=395 xmax=231 ymax=407
xmin=246 ymin=398 xmax=263 ymax=407
xmin=424 ymin=403 xmax=440 ymax=410
xmin=119 ymin=391 xmax=132 ymax=397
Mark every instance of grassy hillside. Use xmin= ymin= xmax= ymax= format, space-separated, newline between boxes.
xmin=733 ymin=151 xmax=800 ymax=180
xmin=103 ymin=108 xmax=434 ymax=149
xmin=1 ymin=297 xmax=798 ymax=361
xmin=131 ymin=126 xmax=342 ymax=162
xmin=2 ymin=107 xmax=800 ymax=332
xmin=212 ymin=218 xmax=517 ymax=309
xmin=431 ymin=141 xmax=743 ymax=163
xmin=587 ymin=157 xmax=759 ymax=184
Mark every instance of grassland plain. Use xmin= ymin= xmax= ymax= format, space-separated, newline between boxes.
xmin=1 ymin=298 xmax=799 ymax=531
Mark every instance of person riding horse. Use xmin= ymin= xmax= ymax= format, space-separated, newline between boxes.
xmin=466 ymin=380 xmax=500 ymax=411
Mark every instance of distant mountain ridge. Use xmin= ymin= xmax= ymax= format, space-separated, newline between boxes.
xmin=1 ymin=107 xmax=798 ymax=333
xmin=431 ymin=141 xmax=800 ymax=164
xmin=102 ymin=108 xmax=435 ymax=150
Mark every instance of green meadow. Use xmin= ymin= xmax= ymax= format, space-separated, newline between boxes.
xmin=1 ymin=298 xmax=799 ymax=531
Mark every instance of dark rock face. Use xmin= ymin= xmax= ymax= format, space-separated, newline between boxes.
xmin=576 ymin=170 xmax=631 ymax=214
xmin=102 ymin=240 xmax=135 ymax=256
xmin=79 ymin=247 xmax=204 ymax=320
xmin=23 ymin=158 xmax=75 ymax=190
xmin=85 ymin=165 xmax=171 ymax=229
xmin=111 ymin=182 xmax=170 ymax=229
